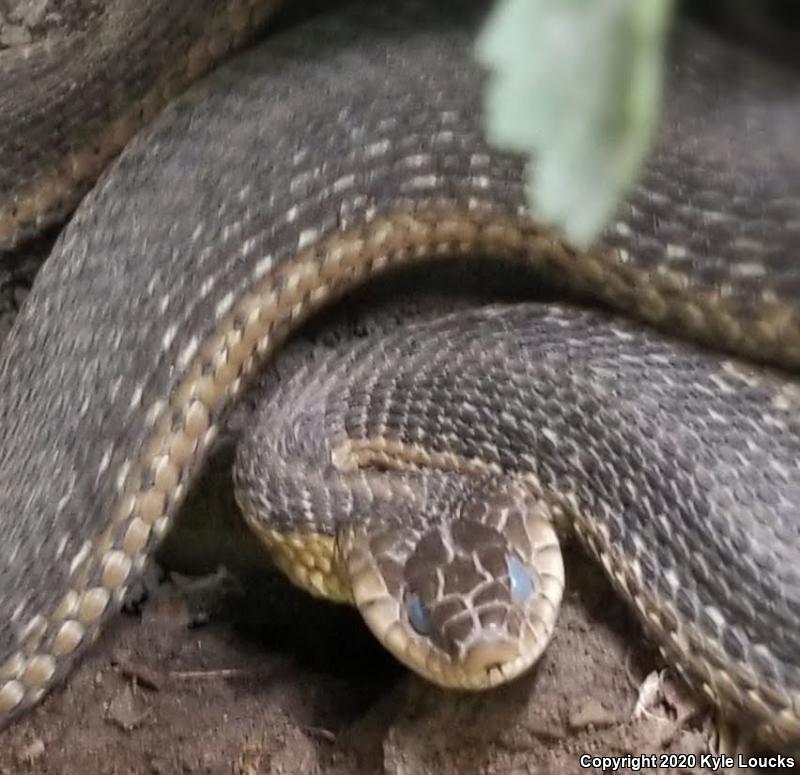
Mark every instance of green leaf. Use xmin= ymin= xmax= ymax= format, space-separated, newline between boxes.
xmin=476 ymin=0 xmax=674 ymax=247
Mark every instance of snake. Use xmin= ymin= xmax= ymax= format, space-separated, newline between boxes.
xmin=0 ymin=0 xmax=799 ymax=750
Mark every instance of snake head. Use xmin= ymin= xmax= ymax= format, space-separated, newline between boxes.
xmin=338 ymin=480 xmax=564 ymax=689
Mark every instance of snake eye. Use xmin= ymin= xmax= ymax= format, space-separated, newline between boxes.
xmin=407 ymin=591 xmax=432 ymax=636
xmin=508 ymin=555 xmax=535 ymax=604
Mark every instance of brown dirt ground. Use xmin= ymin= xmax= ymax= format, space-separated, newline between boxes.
xmin=1 ymin=2 xmax=797 ymax=774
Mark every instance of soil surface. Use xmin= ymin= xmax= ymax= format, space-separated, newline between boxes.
xmin=0 ymin=2 xmax=795 ymax=774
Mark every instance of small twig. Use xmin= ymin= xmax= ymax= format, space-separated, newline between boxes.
xmin=169 ymin=668 xmax=262 ymax=680
xmin=305 ymin=726 xmax=337 ymax=743
xmin=112 ymin=657 xmax=162 ymax=691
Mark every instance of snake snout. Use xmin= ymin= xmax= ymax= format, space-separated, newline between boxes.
xmin=342 ymin=481 xmax=565 ymax=689
xmin=462 ymin=635 xmax=521 ymax=675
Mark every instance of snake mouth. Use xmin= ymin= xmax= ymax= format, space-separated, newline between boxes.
xmin=462 ymin=636 xmax=522 ymax=675
xmin=339 ymin=489 xmax=565 ymax=690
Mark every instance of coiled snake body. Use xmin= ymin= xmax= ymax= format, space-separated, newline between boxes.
xmin=0 ymin=0 xmax=799 ymax=747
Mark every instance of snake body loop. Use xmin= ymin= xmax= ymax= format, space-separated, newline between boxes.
xmin=0 ymin=0 xmax=798 ymax=746
xmin=234 ymin=300 xmax=800 ymax=729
